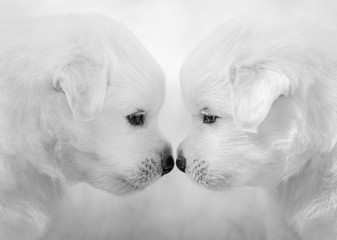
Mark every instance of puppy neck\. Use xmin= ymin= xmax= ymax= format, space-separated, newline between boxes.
xmin=278 ymin=149 xmax=337 ymax=231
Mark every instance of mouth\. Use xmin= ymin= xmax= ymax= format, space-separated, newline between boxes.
xmin=187 ymin=159 xmax=232 ymax=190
xmin=187 ymin=159 xmax=211 ymax=185
xmin=116 ymin=158 xmax=161 ymax=194
xmin=136 ymin=158 xmax=161 ymax=184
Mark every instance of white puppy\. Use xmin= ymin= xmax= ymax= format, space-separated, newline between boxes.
xmin=178 ymin=12 xmax=337 ymax=240
xmin=0 ymin=14 xmax=173 ymax=240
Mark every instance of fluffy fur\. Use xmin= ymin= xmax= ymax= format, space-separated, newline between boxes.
xmin=0 ymin=14 xmax=171 ymax=240
xmin=179 ymin=12 xmax=337 ymax=240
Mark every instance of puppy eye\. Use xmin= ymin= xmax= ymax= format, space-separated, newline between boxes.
xmin=202 ymin=113 xmax=218 ymax=124
xmin=127 ymin=110 xmax=145 ymax=126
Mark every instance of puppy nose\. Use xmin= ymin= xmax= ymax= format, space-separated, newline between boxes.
xmin=176 ymin=152 xmax=186 ymax=173
xmin=161 ymin=147 xmax=174 ymax=176
xmin=161 ymin=155 xmax=174 ymax=176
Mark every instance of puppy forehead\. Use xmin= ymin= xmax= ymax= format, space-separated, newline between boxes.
xmin=107 ymin=56 xmax=166 ymax=115
xmin=180 ymin=46 xmax=232 ymax=115
xmin=180 ymin=12 xmax=305 ymax=115
xmin=71 ymin=14 xmax=167 ymax=115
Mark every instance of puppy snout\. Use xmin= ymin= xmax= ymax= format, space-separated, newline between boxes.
xmin=161 ymin=147 xmax=174 ymax=176
xmin=176 ymin=151 xmax=186 ymax=173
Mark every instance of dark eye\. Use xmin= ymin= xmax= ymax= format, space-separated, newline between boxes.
xmin=127 ymin=110 xmax=145 ymax=126
xmin=203 ymin=114 xmax=218 ymax=124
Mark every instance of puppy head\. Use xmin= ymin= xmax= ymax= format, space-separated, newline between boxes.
xmin=177 ymin=13 xmax=337 ymax=190
xmin=1 ymin=14 xmax=173 ymax=195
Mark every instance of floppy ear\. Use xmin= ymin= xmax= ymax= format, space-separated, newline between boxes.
xmin=53 ymin=60 xmax=107 ymax=121
xmin=229 ymin=65 xmax=290 ymax=133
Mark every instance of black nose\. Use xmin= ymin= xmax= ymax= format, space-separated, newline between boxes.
xmin=161 ymin=155 xmax=174 ymax=176
xmin=176 ymin=152 xmax=186 ymax=173
xmin=161 ymin=148 xmax=174 ymax=176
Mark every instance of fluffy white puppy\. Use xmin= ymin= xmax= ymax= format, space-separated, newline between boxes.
xmin=177 ymin=12 xmax=337 ymax=240
xmin=0 ymin=14 xmax=173 ymax=240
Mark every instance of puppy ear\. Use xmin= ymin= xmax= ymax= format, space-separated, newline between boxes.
xmin=230 ymin=65 xmax=290 ymax=133
xmin=53 ymin=60 xmax=107 ymax=121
